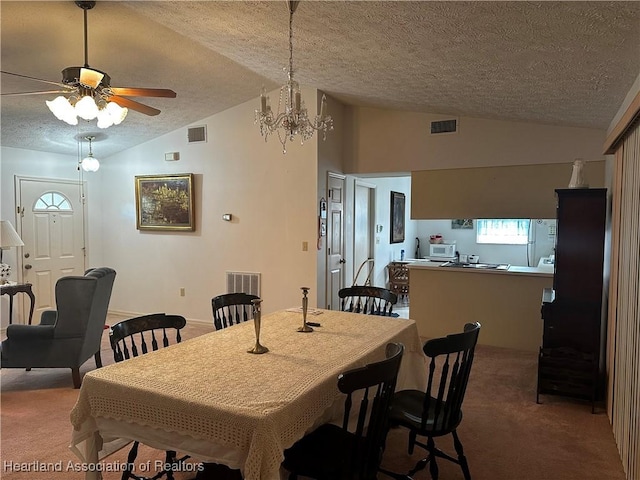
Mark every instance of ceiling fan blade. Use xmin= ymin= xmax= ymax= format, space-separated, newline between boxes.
xmin=1 ymin=70 xmax=67 ymax=88
xmin=80 ymin=67 xmax=104 ymax=89
xmin=108 ymin=95 xmax=161 ymax=116
xmin=109 ymin=87 xmax=177 ymax=98
xmin=1 ymin=90 xmax=73 ymax=97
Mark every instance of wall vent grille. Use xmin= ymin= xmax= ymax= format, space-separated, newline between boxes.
xmin=430 ymin=119 xmax=458 ymax=135
xmin=187 ymin=125 xmax=207 ymax=143
xmin=226 ymin=271 xmax=261 ymax=297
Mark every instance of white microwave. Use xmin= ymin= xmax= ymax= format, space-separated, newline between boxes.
xmin=428 ymin=243 xmax=456 ymax=259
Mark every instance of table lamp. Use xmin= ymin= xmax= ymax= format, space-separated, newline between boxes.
xmin=0 ymin=220 xmax=24 ymax=284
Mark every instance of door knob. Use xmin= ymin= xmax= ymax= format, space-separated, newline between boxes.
xmin=24 ymin=264 xmax=32 ymax=270
xmin=339 ymin=258 xmax=346 ymax=264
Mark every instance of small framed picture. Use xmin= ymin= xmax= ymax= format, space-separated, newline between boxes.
xmin=452 ymin=219 xmax=473 ymax=229
xmin=390 ymin=191 xmax=405 ymax=244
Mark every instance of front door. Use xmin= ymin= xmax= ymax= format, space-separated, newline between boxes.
xmin=16 ymin=177 xmax=86 ymax=323
xmin=326 ymin=173 xmax=346 ymax=310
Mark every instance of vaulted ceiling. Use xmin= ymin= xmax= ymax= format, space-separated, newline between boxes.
xmin=1 ymin=1 xmax=639 ymax=158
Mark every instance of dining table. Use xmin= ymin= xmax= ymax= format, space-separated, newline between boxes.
xmin=69 ymin=308 xmax=427 ymax=480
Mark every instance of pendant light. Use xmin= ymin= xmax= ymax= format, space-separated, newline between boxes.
xmin=81 ymin=135 xmax=100 ymax=172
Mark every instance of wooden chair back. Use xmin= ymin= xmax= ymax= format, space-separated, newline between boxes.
xmin=108 ymin=313 xmax=190 ymax=479
xmin=109 ymin=313 xmax=186 ymax=362
xmin=211 ymin=292 xmax=260 ymax=330
xmin=387 ymin=261 xmax=410 ymax=299
xmin=420 ymin=322 xmax=481 ymax=435
xmin=338 ymin=286 xmax=398 ymax=316
xmin=338 ymin=342 xmax=404 ymax=479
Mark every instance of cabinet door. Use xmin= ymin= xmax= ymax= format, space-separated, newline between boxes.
xmin=553 ymin=189 xmax=606 ymax=303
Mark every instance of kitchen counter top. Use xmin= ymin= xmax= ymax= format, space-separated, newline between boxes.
xmin=406 ymin=259 xmax=553 ymax=277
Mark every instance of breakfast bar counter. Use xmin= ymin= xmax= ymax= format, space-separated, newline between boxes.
xmin=408 ymin=261 xmax=553 ymax=352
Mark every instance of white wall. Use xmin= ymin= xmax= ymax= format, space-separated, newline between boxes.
xmin=98 ymin=89 xmax=319 ymax=321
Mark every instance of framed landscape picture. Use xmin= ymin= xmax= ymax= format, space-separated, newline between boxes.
xmin=390 ymin=191 xmax=405 ymax=244
xmin=135 ymin=173 xmax=195 ymax=231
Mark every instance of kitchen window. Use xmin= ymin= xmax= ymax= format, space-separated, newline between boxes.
xmin=476 ymin=219 xmax=530 ymax=245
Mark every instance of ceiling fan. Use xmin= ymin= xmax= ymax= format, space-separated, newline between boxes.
xmin=0 ymin=0 xmax=176 ymax=127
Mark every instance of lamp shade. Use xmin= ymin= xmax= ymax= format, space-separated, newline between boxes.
xmin=0 ymin=221 xmax=24 ymax=249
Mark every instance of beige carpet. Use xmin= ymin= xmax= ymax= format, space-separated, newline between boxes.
xmin=1 ymin=315 xmax=626 ymax=480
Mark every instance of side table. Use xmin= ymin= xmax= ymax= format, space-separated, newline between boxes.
xmin=1 ymin=282 xmax=35 ymax=325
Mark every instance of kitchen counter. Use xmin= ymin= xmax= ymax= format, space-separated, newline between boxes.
xmin=407 ymin=260 xmax=553 ymax=277
xmin=408 ymin=261 xmax=553 ymax=352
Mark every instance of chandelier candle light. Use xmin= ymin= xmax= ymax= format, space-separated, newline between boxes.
xmin=255 ymin=0 xmax=333 ymax=153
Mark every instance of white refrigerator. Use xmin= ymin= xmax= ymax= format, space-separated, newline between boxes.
xmin=528 ymin=219 xmax=557 ymax=266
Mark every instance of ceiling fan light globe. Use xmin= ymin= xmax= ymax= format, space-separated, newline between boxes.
xmin=75 ymin=95 xmax=99 ymax=120
xmin=46 ymin=96 xmax=73 ymax=120
xmin=81 ymin=155 xmax=100 ymax=172
xmin=64 ymin=114 xmax=79 ymax=126
xmin=106 ymin=102 xmax=127 ymax=125
xmin=96 ymin=109 xmax=114 ymax=129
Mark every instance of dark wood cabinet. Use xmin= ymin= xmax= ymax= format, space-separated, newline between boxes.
xmin=537 ymin=188 xmax=606 ymax=411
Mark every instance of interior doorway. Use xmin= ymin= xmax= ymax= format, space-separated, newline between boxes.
xmin=353 ymin=180 xmax=375 ymax=286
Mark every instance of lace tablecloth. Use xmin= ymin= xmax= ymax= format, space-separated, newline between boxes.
xmin=69 ymin=309 xmax=426 ymax=480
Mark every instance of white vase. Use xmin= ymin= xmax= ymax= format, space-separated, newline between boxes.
xmin=568 ymin=159 xmax=589 ymax=188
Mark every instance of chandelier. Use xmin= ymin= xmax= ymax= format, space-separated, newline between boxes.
xmin=255 ymin=0 xmax=333 ymax=153
xmin=46 ymin=85 xmax=128 ymax=129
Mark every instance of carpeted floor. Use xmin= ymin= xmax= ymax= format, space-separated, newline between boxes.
xmin=0 ymin=315 xmax=626 ymax=480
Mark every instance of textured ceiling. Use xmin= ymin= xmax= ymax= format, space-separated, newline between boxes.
xmin=1 ymin=1 xmax=639 ymax=158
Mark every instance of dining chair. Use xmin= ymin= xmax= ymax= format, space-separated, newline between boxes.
xmin=338 ymin=286 xmax=398 ymax=316
xmin=387 ymin=262 xmax=410 ymax=303
xmin=282 ymin=342 xmax=405 ymax=480
xmin=382 ymin=322 xmax=481 ymax=480
xmin=109 ymin=313 xmax=189 ymax=480
xmin=211 ymin=292 xmax=260 ymax=330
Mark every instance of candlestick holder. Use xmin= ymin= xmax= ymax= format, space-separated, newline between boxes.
xmin=297 ymin=287 xmax=313 ymax=333
xmin=247 ymin=298 xmax=268 ymax=354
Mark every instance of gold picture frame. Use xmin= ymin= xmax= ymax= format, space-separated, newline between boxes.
xmin=135 ymin=174 xmax=195 ymax=231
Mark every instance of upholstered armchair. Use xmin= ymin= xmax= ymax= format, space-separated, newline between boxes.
xmin=1 ymin=267 xmax=116 ymax=388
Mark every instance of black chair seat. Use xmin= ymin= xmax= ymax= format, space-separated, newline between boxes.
xmin=283 ymin=424 xmax=359 ymax=480
xmin=390 ymin=391 xmax=463 ymax=437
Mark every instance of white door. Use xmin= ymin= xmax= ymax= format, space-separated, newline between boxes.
xmin=16 ymin=177 xmax=86 ymax=323
xmin=326 ymin=173 xmax=346 ymax=310
xmin=353 ymin=181 xmax=375 ymax=285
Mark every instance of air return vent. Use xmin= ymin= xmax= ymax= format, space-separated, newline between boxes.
xmin=187 ymin=125 xmax=207 ymax=143
xmin=430 ymin=119 xmax=458 ymax=135
xmin=226 ymin=271 xmax=261 ymax=297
